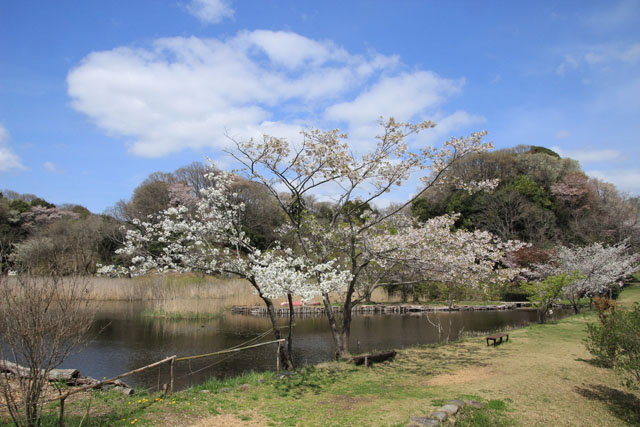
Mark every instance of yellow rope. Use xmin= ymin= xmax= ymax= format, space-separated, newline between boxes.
xmin=175 ymin=338 xmax=285 ymax=362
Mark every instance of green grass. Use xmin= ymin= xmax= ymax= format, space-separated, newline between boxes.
xmin=456 ymin=404 xmax=514 ymax=427
xmin=618 ymin=282 xmax=640 ymax=306
xmin=7 ymin=284 xmax=640 ymax=426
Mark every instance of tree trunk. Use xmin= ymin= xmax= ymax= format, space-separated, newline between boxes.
xmin=322 ymin=293 xmax=344 ymax=360
xmin=571 ymin=298 xmax=581 ymax=314
xmin=568 ymin=292 xmax=581 ymax=314
xmin=340 ymin=297 xmax=353 ymax=358
xmin=538 ymin=305 xmax=548 ymax=324
xmin=400 ymin=285 xmax=409 ymax=303
xmin=249 ymin=280 xmax=293 ymax=370
xmin=364 ymin=290 xmax=372 ymax=304
xmin=287 ymin=293 xmax=294 ymax=359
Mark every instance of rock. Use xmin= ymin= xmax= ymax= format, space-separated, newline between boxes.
xmin=464 ymin=400 xmax=485 ymax=409
xmin=200 ymin=390 xmax=211 ymax=394
xmin=218 ymin=387 xmax=233 ymax=393
xmin=447 ymin=399 xmax=466 ymax=409
xmin=237 ymin=384 xmax=251 ymax=391
xmin=430 ymin=411 xmax=448 ymax=422
xmin=409 ymin=416 xmax=440 ymax=426
xmin=119 ymin=387 xmax=134 ymax=396
xmin=441 ymin=404 xmax=460 ymax=415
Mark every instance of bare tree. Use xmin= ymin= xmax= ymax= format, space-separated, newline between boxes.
xmin=0 ymin=272 xmax=93 ymax=426
xmin=173 ymin=161 xmax=212 ymax=196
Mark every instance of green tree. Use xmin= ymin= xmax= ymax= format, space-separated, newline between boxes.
xmin=586 ymin=301 xmax=640 ymax=388
xmin=29 ymin=197 xmax=55 ymax=209
xmin=507 ymin=174 xmax=552 ymax=208
xmin=522 ymin=272 xmax=582 ymax=323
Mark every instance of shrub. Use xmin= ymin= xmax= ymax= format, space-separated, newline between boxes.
xmin=585 ymin=297 xmax=619 ymax=368
xmin=0 ymin=273 xmax=93 ymax=426
xmin=585 ymin=299 xmax=640 ymax=388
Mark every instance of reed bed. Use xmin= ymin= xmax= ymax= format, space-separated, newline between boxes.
xmin=3 ymin=274 xmax=401 ymax=317
xmin=78 ymin=274 xmax=253 ymax=302
xmin=68 ymin=275 xmax=398 ymax=304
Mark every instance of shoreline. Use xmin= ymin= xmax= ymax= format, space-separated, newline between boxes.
xmin=231 ymin=301 xmax=534 ymax=316
xmin=6 ymin=285 xmax=638 ymax=425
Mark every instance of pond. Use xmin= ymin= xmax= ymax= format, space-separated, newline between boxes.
xmin=60 ymin=300 xmax=563 ymax=391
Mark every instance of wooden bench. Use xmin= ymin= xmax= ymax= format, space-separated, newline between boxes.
xmin=486 ymin=333 xmax=509 ymax=346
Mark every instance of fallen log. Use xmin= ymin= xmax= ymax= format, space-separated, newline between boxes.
xmin=1 ymin=360 xmax=133 ymax=395
xmin=351 ymin=350 xmax=397 ymax=367
xmin=0 ymin=360 xmax=80 ymax=382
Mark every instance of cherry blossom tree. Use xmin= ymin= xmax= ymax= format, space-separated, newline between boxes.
xmin=534 ymin=240 xmax=639 ymax=313
xmin=98 ymin=171 xmax=350 ymax=369
xmin=367 ymin=214 xmax=527 ymax=308
xmin=228 ymin=118 xmax=518 ymax=358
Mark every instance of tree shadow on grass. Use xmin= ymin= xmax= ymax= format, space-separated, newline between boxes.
xmin=574 ymin=384 xmax=640 ymax=425
xmin=575 ymin=357 xmax=611 ymax=368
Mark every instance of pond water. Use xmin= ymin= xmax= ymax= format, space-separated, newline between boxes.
xmin=61 ymin=301 xmax=560 ymax=391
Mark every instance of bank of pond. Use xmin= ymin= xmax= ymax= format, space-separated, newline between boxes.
xmin=59 ymin=300 xmax=567 ymax=392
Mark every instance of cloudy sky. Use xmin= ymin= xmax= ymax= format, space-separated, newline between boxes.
xmin=1 ymin=0 xmax=639 ymax=212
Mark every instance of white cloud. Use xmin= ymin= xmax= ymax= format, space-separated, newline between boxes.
xmin=557 ymin=41 xmax=640 ymax=75
xmin=552 ymin=146 xmax=623 ymax=164
xmin=323 ymin=72 xmax=475 ymax=151
xmin=415 ymin=111 xmax=486 ymax=147
xmin=556 ymin=54 xmax=579 ymax=75
xmin=186 ymin=0 xmax=233 ymax=24
xmin=43 ymin=161 xmax=59 ymax=173
xmin=588 ymin=169 xmax=640 ymax=194
xmin=68 ymin=31 xmax=475 ymax=158
xmin=325 ymin=72 xmax=463 ymax=125
xmin=584 ymin=42 xmax=640 ymax=65
xmin=241 ymin=30 xmax=348 ymax=69
xmin=554 ymin=130 xmax=571 ymax=139
xmin=0 ymin=123 xmax=25 ymax=172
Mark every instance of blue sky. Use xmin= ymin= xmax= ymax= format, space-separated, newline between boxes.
xmin=1 ymin=0 xmax=639 ymax=213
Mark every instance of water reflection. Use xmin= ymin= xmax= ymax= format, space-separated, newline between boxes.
xmin=63 ymin=302 xmax=559 ymax=391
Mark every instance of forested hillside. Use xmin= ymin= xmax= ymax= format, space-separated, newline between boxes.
xmin=412 ymin=145 xmax=639 ymax=248
xmin=2 ymin=146 xmax=638 ymax=286
xmin=0 ymin=161 xmax=285 ymax=274
xmin=0 ymin=191 xmax=122 ymax=274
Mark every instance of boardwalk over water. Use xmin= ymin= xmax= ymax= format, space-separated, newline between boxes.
xmin=231 ymin=302 xmax=532 ymax=317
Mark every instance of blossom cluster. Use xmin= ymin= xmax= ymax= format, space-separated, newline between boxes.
xmin=366 ymin=214 xmax=527 ymax=291
xmin=534 ymin=240 xmax=639 ymax=298
xmin=97 ymin=169 xmax=351 ymax=301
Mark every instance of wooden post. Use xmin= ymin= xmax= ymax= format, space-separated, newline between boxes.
xmin=276 ymin=341 xmax=281 ymax=372
xmin=58 ymin=396 xmax=66 ymax=427
xmin=169 ymin=356 xmax=175 ymax=394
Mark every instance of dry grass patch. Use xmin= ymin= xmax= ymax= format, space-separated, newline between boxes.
xmin=432 ymin=317 xmax=639 ymax=426
xmin=188 ymin=410 xmax=269 ymax=426
xmin=317 ymin=395 xmax=373 ymax=411
xmin=424 ymin=366 xmax=496 ymax=386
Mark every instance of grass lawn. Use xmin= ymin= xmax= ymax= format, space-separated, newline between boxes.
xmin=13 ymin=283 xmax=640 ymax=426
